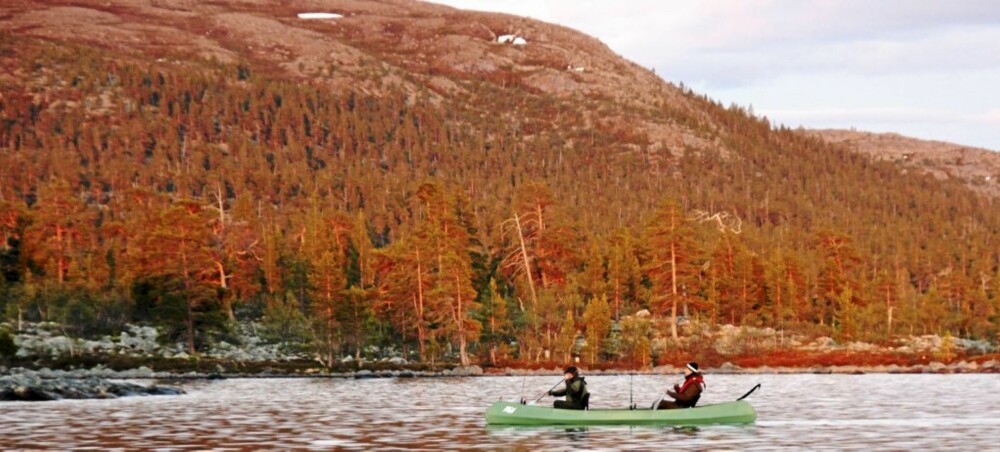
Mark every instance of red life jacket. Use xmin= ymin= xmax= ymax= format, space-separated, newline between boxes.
xmin=678 ymin=373 xmax=705 ymax=394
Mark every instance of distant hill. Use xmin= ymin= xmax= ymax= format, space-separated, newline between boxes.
xmin=808 ymin=129 xmax=1000 ymax=198
xmin=1 ymin=0 xmax=997 ymax=363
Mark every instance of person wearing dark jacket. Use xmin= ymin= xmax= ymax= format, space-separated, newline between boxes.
xmin=549 ymin=366 xmax=589 ymax=410
xmin=658 ymin=362 xmax=705 ymax=409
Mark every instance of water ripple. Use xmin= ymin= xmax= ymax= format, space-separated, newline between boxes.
xmin=1 ymin=374 xmax=998 ymax=449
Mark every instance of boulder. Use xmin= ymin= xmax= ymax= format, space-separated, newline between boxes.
xmin=652 ymin=365 xmax=679 ymax=374
xmin=126 ymin=366 xmax=155 ymax=378
xmin=0 ymin=371 xmax=184 ymax=401
xmin=810 ymin=337 xmax=837 ymax=349
xmin=4 ymin=386 xmax=58 ymax=401
xmin=710 ymin=362 xmax=741 ymax=374
xmin=447 ymin=365 xmax=483 ymax=376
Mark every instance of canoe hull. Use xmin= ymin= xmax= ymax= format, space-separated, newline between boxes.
xmin=485 ymin=400 xmax=756 ymax=426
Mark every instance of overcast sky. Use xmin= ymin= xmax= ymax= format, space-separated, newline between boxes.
xmin=428 ymin=0 xmax=1000 ymax=151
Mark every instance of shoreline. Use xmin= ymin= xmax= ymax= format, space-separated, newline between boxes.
xmin=4 ymin=358 xmax=997 ymax=381
xmin=3 ymin=360 xmax=995 ymax=401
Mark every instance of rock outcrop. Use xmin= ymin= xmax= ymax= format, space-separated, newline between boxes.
xmin=0 ymin=370 xmax=184 ymax=402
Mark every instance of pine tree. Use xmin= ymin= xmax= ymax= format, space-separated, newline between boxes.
xmin=479 ymin=278 xmax=511 ymax=366
xmin=582 ymin=294 xmax=611 ymax=365
xmin=130 ymin=201 xmax=217 ymax=354
xmin=645 ymin=199 xmax=698 ymax=340
xmin=555 ymin=309 xmax=577 ymax=363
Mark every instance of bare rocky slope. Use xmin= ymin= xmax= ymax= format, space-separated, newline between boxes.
xmin=0 ymin=0 xmax=706 ymax=154
xmin=5 ymin=1 xmax=994 ymax=190
xmin=809 ymin=129 xmax=1000 ymax=198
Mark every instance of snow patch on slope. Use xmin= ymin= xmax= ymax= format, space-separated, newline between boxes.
xmin=298 ymin=13 xmax=343 ymax=20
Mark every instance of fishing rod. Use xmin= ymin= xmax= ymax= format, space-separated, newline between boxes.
xmin=629 ymin=374 xmax=634 ymax=410
xmin=519 ymin=377 xmax=527 ymax=404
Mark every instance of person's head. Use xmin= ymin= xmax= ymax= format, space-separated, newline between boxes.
xmin=683 ymin=362 xmax=699 ymax=377
xmin=564 ymin=366 xmax=579 ymax=380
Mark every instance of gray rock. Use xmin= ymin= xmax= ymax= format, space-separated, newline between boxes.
xmin=388 ymin=357 xmax=407 ymax=365
xmin=717 ymin=362 xmax=741 ymax=373
xmin=652 ymin=365 xmax=679 ymax=374
xmin=0 ymin=371 xmax=184 ymax=401
xmin=447 ymin=365 xmax=484 ymax=376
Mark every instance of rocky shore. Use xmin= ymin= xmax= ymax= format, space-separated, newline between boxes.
xmin=0 ymin=370 xmax=184 ymax=402
xmin=2 ymin=355 xmax=997 ymax=403
xmin=3 ymin=321 xmax=997 ymax=394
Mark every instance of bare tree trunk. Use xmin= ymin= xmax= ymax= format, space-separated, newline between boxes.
xmin=415 ymin=253 xmax=427 ymax=361
xmin=886 ymin=286 xmax=894 ymax=338
xmin=399 ymin=305 xmax=408 ymax=359
xmin=670 ymin=242 xmax=678 ymax=340
xmin=186 ymin=295 xmax=196 ymax=355
xmin=513 ymin=212 xmax=539 ymax=307
xmin=216 ymin=261 xmax=236 ymax=322
xmin=354 ymin=301 xmax=362 ymax=362
xmin=55 ymin=225 xmax=66 ymax=286
xmin=327 ymin=307 xmax=334 ymax=367
xmin=452 ymin=274 xmax=470 ymax=367
xmin=614 ymin=277 xmax=621 ymax=321
xmin=489 ymin=315 xmax=497 ymax=366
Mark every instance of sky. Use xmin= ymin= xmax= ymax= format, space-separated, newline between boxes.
xmin=428 ymin=0 xmax=1000 ymax=151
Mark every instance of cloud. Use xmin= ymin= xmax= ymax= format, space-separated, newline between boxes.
xmin=428 ymin=1 xmax=1000 ymax=149
xmin=662 ymin=25 xmax=1000 ymax=88
xmin=759 ymin=106 xmax=993 ymax=124
xmin=430 ymin=1 xmax=1000 ymax=84
xmin=758 ymin=106 xmax=1000 ymax=150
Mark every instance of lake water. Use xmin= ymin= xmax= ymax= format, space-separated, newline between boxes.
xmin=1 ymin=374 xmax=998 ymax=449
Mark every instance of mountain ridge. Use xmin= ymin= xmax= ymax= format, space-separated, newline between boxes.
xmin=1 ymin=0 xmax=998 ymax=362
xmin=808 ymin=129 xmax=1000 ymax=198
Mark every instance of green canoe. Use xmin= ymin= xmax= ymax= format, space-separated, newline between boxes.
xmin=485 ymin=400 xmax=757 ymax=426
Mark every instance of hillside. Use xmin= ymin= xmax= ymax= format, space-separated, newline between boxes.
xmin=808 ymin=129 xmax=1000 ymax=199
xmin=1 ymin=0 xmax=998 ymax=367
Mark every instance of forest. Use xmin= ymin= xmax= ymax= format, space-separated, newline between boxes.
xmin=1 ymin=37 xmax=999 ymax=367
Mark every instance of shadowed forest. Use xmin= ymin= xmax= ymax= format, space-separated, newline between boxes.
xmin=2 ymin=37 xmax=999 ymax=367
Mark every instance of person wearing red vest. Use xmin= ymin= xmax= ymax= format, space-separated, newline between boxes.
xmin=657 ymin=362 xmax=705 ymax=409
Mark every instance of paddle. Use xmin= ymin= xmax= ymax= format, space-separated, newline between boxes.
xmin=651 ymin=375 xmax=682 ymax=410
xmin=650 ymin=393 xmax=666 ymax=410
xmin=736 ymin=383 xmax=761 ymax=401
xmin=533 ymin=379 xmax=566 ymax=404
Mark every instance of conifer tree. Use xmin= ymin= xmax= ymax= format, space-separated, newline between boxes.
xmin=646 ymin=199 xmax=698 ymax=340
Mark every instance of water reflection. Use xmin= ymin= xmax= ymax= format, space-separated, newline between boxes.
xmin=0 ymin=374 xmax=998 ymax=449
